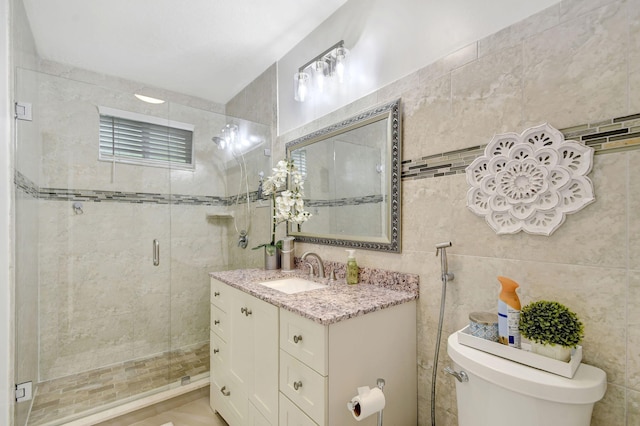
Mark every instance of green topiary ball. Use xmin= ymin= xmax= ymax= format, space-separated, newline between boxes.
xmin=519 ymin=300 xmax=584 ymax=348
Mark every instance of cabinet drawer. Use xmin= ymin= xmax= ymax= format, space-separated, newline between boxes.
xmin=280 ymin=350 xmax=327 ymax=425
xmin=210 ymin=379 xmax=248 ymax=426
xmin=280 ymin=309 xmax=328 ymax=375
xmin=279 ymin=393 xmax=318 ymax=426
xmin=210 ymin=330 xmax=227 ymax=375
xmin=211 ymin=304 xmax=229 ymax=342
xmin=211 ymin=278 xmax=230 ymax=312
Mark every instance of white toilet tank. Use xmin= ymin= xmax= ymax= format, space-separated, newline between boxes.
xmin=447 ymin=333 xmax=607 ymax=426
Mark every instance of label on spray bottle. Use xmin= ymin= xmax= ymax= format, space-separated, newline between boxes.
xmin=498 ymin=300 xmax=521 ymax=348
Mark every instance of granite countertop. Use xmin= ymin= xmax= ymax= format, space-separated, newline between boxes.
xmin=209 ymin=267 xmax=419 ymax=326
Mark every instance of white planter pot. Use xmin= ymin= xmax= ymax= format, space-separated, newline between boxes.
xmin=530 ymin=341 xmax=572 ymax=362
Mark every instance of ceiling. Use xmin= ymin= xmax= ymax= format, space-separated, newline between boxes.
xmin=21 ymin=0 xmax=348 ymax=104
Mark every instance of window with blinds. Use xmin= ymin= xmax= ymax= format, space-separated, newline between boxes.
xmin=98 ymin=106 xmax=195 ymax=170
xmin=291 ymin=149 xmax=307 ymax=178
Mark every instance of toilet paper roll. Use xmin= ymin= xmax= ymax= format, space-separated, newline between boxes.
xmin=348 ymin=386 xmax=385 ymax=421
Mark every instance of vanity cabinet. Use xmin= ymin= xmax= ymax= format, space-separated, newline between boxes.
xmin=210 ymin=279 xmax=279 ymax=425
xmin=211 ymin=277 xmax=417 ymax=426
xmin=279 ymin=303 xmax=416 ymax=425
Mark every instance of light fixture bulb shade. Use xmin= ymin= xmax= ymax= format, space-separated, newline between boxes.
xmin=294 ymin=72 xmax=310 ymax=102
xmin=312 ymin=60 xmax=328 ymax=92
xmin=334 ymin=47 xmax=349 ymax=84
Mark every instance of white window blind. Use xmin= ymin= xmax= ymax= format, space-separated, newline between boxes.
xmin=98 ymin=106 xmax=195 ymax=169
xmin=291 ymin=149 xmax=307 ymax=178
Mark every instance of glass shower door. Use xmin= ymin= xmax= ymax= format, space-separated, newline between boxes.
xmin=14 ymin=66 xmax=271 ymax=426
xmin=13 ymin=68 xmax=175 ymax=426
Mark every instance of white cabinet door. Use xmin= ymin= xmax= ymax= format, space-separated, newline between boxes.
xmin=247 ymin=291 xmax=279 ymax=425
xmin=227 ymin=287 xmax=253 ymax=397
xmin=211 ymin=280 xmax=279 ymax=425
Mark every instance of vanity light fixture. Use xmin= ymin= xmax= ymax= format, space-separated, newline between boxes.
xmin=294 ymin=40 xmax=349 ymax=102
xmin=134 ymin=94 xmax=165 ymax=104
xmin=294 ymin=72 xmax=310 ymax=102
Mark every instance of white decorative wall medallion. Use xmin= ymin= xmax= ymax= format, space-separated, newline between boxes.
xmin=465 ymin=123 xmax=595 ymax=236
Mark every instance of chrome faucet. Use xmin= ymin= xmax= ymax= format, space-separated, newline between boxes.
xmin=300 ymin=252 xmax=325 ymax=278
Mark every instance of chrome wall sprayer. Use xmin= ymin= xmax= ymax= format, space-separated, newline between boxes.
xmin=435 ymin=241 xmax=454 ymax=282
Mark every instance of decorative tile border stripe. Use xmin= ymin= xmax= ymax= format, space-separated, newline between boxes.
xmin=14 ymin=170 xmax=260 ymax=206
xmin=39 ymin=188 xmax=229 ymax=205
xmin=401 ymin=113 xmax=640 ymax=181
xmin=401 ymin=145 xmax=485 ymax=180
xmin=562 ymin=113 xmax=640 ymax=153
xmin=14 ymin=171 xmax=38 ymax=198
xmin=306 ymin=194 xmax=384 ymax=207
xmin=15 ymin=169 xmax=384 ymax=210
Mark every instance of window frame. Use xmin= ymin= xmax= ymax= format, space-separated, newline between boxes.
xmin=98 ymin=106 xmax=196 ymax=171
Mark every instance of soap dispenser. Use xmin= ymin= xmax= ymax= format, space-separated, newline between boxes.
xmin=346 ymin=249 xmax=359 ymax=284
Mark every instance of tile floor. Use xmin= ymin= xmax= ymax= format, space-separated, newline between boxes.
xmin=126 ymin=396 xmax=227 ymax=426
xmin=27 ymin=343 xmax=209 ymax=426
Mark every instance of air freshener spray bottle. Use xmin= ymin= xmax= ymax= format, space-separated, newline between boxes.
xmin=497 ymin=276 xmax=521 ymax=348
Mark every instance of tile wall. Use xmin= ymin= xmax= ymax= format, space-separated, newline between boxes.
xmin=277 ymin=0 xmax=640 ymax=424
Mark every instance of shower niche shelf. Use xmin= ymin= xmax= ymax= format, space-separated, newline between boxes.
xmin=206 ymin=212 xmax=234 ymax=220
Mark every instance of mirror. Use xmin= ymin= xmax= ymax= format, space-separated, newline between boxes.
xmin=286 ymin=99 xmax=401 ymax=252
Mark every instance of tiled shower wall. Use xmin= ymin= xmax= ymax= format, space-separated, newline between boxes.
xmin=14 ymin=66 xmax=243 ymax=381
xmin=225 ymin=64 xmax=278 ymax=270
xmin=277 ymin=0 xmax=640 ymax=424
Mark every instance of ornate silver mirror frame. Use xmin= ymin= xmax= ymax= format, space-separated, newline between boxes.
xmin=286 ymin=98 xmax=401 ymax=252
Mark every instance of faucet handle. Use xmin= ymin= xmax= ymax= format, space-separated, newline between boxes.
xmin=305 ymin=262 xmax=315 ymax=277
xmin=329 ymin=269 xmax=337 ymax=281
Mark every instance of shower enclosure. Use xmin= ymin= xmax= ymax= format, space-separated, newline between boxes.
xmin=13 ymin=67 xmax=271 ymax=425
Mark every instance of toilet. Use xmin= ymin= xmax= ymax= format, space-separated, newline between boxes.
xmin=447 ymin=333 xmax=607 ymax=426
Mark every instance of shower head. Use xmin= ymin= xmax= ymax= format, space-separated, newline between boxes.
xmin=212 ymin=136 xmax=226 ymax=150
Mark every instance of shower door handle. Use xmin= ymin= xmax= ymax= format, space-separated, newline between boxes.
xmin=153 ymin=239 xmax=160 ymax=266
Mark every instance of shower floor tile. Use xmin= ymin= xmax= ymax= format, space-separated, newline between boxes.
xmin=27 ymin=342 xmax=209 ymax=426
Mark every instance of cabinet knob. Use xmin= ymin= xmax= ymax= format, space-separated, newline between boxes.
xmin=214 ymin=291 xmax=220 ymax=297
xmin=240 ymin=307 xmax=252 ymax=316
xmin=293 ymin=381 xmax=303 ymax=391
xmin=214 ymin=320 xmax=220 ymax=325
xmin=213 ymin=348 xmax=219 ymax=354
xmin=293 ymin=335 xmax=303 ymax=344
xmin=220 ymin=386 xmax=230 ymax=396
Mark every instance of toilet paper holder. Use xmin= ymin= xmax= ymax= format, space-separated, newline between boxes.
xmin=347 ymin=378 xmax=385 ymax=425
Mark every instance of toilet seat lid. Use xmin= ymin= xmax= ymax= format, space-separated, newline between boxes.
xmin=447 ymin=334 xmax=607 ymax=404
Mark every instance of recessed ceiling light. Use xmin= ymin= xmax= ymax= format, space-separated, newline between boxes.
xmin=134 ymin=94 xmax=165 ymax=104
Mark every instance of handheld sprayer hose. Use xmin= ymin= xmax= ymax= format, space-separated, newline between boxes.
xmin=432 ymin=242 xmax=453 ymax=426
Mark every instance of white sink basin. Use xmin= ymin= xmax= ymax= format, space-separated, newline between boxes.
xmin=258 ymin=277 xmax=326 ymax=294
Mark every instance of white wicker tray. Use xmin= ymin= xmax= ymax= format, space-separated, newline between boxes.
xmin=456 ymin=326 xmax=582 ymax=378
